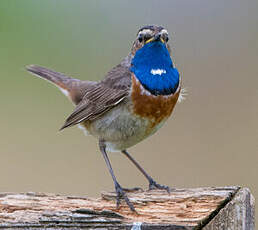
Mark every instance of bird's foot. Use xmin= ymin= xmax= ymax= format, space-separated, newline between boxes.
xmin=115 ymin=182 xmax=136 ymax=212
xmin=148 ymin=178 xmax=171 ymax=194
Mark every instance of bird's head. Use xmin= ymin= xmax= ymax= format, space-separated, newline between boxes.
xmin=130 ymin=25 xmax=179 ymax=96
xmin=131 ymin=25 xmax=170 ymax=55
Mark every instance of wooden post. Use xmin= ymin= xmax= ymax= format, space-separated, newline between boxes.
xmin=0 ymin=187 xmax=254 ymax=229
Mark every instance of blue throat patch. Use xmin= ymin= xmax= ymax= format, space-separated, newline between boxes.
xmin=130 ymin=41 xmax=179 ymax=95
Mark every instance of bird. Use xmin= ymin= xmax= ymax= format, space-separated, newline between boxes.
xmin=26 ymin=25 xmax=182 ymax=212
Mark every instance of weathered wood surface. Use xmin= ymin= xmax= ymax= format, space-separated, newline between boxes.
xmin=0 ymin=186 xmax=254 ymax=229
xmin=203 ymin=187 xmax=255 ymax=230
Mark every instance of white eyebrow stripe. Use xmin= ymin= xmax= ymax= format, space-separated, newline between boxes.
xmin=150 ymin=69 xmax=167 ymax=75
xmin=161 ymin=29 xmax=168 ymax=34
xmin=139 ymin=29 xmax=153 ymax=35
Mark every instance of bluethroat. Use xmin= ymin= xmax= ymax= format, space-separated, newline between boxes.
xmin=26 ymin=25 xmax=181 ymax=212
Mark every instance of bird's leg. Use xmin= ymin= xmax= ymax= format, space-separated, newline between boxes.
xmin=122 ymin=150 xmax=170 ymax=193
xmin=99 ymin=140 xmax=136 ymax=212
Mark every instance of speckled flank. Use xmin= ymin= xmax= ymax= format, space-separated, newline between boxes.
xmin=131 ymin=74 xmax=180 ymax=129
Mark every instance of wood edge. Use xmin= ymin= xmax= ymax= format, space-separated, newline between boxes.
xmin=194 ymin=186 xmax=241 ymax=229
xmin=201 ymin=187 xmax=255 ymax=230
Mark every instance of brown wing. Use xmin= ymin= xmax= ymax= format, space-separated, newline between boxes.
xmin=60 ymin=61 xmax=132 ymax=130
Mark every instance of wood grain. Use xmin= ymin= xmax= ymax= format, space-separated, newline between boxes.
xmin=0 ymin=186 xmax=253 ymax=229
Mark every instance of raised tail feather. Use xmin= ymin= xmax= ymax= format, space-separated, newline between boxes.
xmin=26 ymin=65 xmax=94 ymax=105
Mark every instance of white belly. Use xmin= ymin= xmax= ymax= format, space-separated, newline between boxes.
xmin=78 ymin=100 xmax=165 ymax=152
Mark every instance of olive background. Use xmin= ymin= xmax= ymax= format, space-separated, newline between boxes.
xmin=0 ymin=0 xmax=257 ymax=220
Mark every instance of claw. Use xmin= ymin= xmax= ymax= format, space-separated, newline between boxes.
xmin=115 ymin=183 xmax=136 ymax=212
xmin=148 ymin=178 xmax=171 ymax=194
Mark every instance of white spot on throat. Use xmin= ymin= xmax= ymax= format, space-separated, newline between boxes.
xmin=150 ymin=68 xmax=166 ymax=76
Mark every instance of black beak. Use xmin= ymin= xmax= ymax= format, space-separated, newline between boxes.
xmin=145 ymin=33 xmax=165 ymax=44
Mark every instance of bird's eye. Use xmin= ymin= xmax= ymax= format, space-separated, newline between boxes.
xmin=138 ymin=33 xmax=152 ymax=43
xmin=164 ymin=35 xmax=169 ymax=42
xmin=138 ymin=34 xmax=143 ymax=43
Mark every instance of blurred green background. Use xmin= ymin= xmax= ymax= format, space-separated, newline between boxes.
xmin=1 ymin=0 xmax=257 ymax=219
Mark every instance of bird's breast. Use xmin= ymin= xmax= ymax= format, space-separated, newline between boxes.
xmin=77 ymin=74 xmax=180 ymax=152
xmin=131 ymin=74 xmax=180 ymax=132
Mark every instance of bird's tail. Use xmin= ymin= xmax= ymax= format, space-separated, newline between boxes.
xmin=26 ymin=65 xmax=92 ymax=105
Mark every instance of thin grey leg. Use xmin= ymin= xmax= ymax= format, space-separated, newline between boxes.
xmin=122 ymin=150 xmax=170 ymax=193
xmin=99 ymin=140 xmax=136 ymax=212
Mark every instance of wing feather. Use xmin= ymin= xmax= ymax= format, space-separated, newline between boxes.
xmin=60 ymin=61 xmax=132 ymax=130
